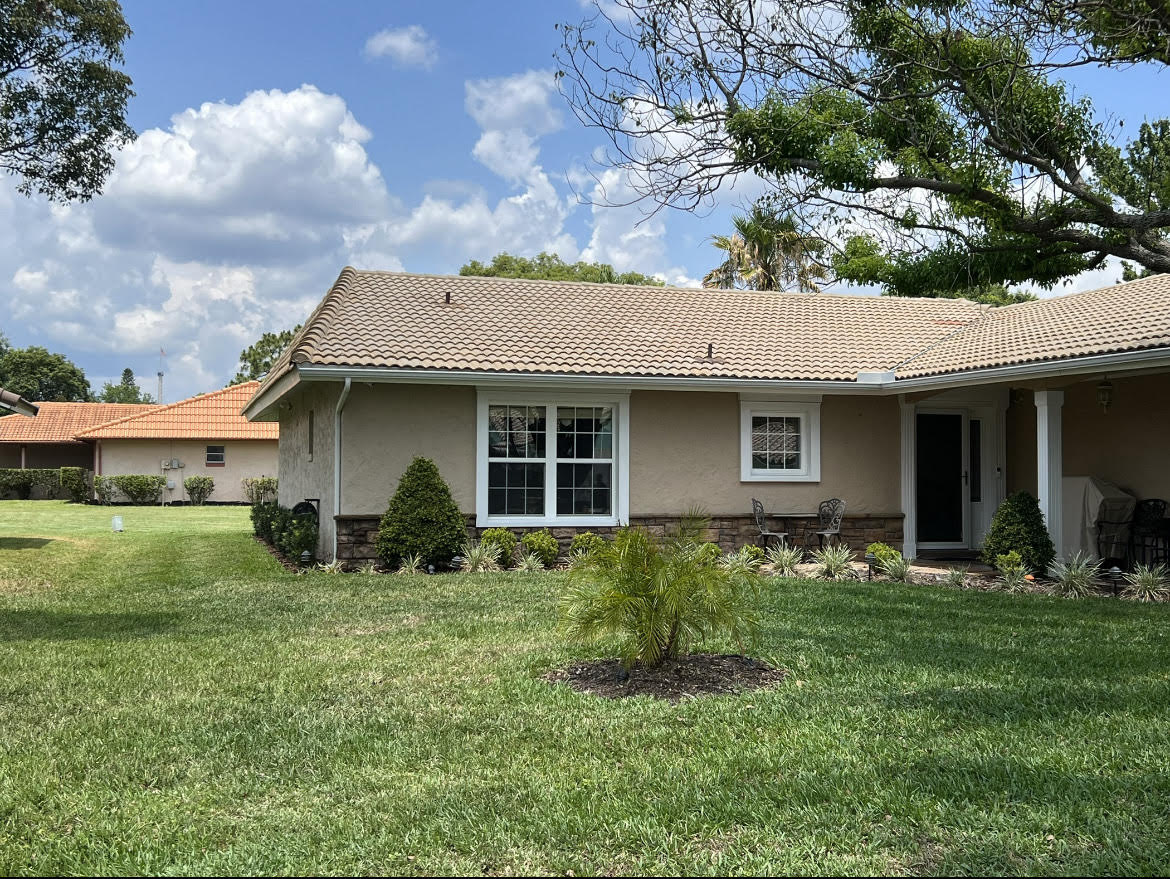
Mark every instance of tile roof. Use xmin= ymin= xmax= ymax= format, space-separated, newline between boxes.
xmin=259 ymin=268 xmax=988 ymax=386
xmin=0 ymin=402 xmax=158 ymax=444
xmin=76 ymin=383 xmax=278 ymax=440
xmin=897 ymin=273 xmax=1170 ymax=377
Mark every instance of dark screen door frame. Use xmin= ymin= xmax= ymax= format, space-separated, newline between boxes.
xmin=916 ymin=408 xmax=969 ymax=548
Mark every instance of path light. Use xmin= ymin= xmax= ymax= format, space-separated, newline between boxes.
xmin=1108 ymin=565 xmax=1123 ymax=596
xmin=1097 ymin=377 xmax=1113 ymax=413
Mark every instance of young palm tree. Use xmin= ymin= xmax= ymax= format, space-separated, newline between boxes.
xmin=703 ymin=206 xmax=827 ymax=293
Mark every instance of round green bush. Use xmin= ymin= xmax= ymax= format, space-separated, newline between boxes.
xmin=521 ymin=528 xmax=560 ymax=568
xmin=184 ymin=475 xmax=215 ymax=505
xmin=480 ymin=528 xmax=518 ymax=568
xmin=866 ymin=542 xmax=901 ymax=566
xmin=741 ymin=544 xmax=765 ymax=563
xmin=569 ymin=531 xmax=606 ymax=558
xmin=58 ymin=467 xmax=91 ymax=503
xmin=695 ymin=541 xmax=723 ymax=566
xmin=375 ymin=457 xmax=467 ymax=568
xmin=982 ymin=491 xmax=1056 ymax=574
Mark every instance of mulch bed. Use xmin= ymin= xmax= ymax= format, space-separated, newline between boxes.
xmin=546 ymin=653 xmax=787 ymax=702
xmin=253 ymin=535 xmax=303 ymax=572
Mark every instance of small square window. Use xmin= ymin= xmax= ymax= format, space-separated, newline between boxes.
xmin=741 ymin=401 xmax=820 ymax=482
xmin=206 ymin=445 xmax=225 ymax=467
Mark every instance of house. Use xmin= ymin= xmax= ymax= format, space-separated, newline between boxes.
xmin=242 ymin=268 xmax=1170 ymax=563
xmin=0 ymin=401 xmax=158 ymax=471
xmin=0 ymin=387 xmax=37 ymax=417
xmin=76 ymin=382 xmax=278 ymax=503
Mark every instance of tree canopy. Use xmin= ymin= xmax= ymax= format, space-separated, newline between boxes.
xmin=1 ymin=0 xmax=136 ymax=202
xmin=232 ymin=327 xmax=301 ymax=384
xmin=97 ymin=368 xmax=153 ymax=403
xmin=703 ymin=205 xmax=827 ymax=293
xmin=0 ymin=343 xmax=91 ymax=401
xmin=558 ymin=0 xmax=1170 ymax=296
xmin=460 ymin=251 xmax=665 ymax=286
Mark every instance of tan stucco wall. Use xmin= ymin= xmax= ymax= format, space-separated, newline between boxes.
xmin=629 ymin=391 xmax=902 ymax=515
xmin=99 ymin=439 xmax=278 ymax=503
xmin=278 ymin=382 xmax=339 ymax=555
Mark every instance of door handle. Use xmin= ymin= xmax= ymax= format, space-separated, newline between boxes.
xmin=963 ymin=470 xmax=969 ymax=485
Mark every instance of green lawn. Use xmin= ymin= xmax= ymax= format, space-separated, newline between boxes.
xmin=2 ymin=501 xmax=1169 ymax=875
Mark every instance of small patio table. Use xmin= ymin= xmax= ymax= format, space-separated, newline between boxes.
xmin=771 ymin=511 xmax=818 ymax=546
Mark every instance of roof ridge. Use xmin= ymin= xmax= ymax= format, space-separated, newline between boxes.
xmin=996 ymin=272 xmax=1170 ymax=314
xmin=890 ymin=311 xmax=992 ymax=373
xmin=291 ymin=266 xmax=358 ymax=363
xmin=75 ymin=382 xmax=259 ymax=437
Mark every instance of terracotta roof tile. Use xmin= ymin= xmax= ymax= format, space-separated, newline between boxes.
xmin=257 ymin=269 xmax=987 ymax=386
xmin=76 ymin=383 xmax=278 ymax=440
xmin=0 ymin=402 xmax=158 ymax=444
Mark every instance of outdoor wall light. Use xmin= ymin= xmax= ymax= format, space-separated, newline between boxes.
xmin=865 ymin=551 xmax=876 ymax=581
xmin=1097 ymin=377 xmax=1114 ymax=413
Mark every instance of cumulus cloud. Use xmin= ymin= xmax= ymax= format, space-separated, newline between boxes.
xmin=363 ymin=25 xmax=439 ymax=69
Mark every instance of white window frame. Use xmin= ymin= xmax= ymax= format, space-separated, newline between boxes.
xmin=739 ymin=398 xmax=822 ymax=482
xmin=476 ymin=390 xmax=630 ymax=528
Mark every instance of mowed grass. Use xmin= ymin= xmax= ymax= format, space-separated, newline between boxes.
xmin=2 ymin=502 xmax=1170 ymax=875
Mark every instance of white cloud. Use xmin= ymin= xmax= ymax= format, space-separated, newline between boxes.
xmin=363 ymin=25 xmax=438 ymax=69
xmin=464 ymin=70 xmax=562 ymax=136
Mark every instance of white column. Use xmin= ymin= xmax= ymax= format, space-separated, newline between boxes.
xmin=899 ymin=396 xmax=917 ymax=559
xmin=1034 ymin=390 xmax=1064 ymax=560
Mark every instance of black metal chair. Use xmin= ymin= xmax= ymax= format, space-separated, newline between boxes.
xmin=803 ymin=498 xmax=847 ymax=550
xmin=751 ymin=498 xmax=787 ymax=550
xmin=1130 ymin=498 xmax=1168 ymax=565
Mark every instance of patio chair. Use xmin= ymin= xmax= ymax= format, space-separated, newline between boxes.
xmin=751 ymin=498 xmax=787 ymax=550
xmin=1130 ymin=498 xmax=1168 ymax=565
xmin=802 ymin=498 xmax=847 ymax=551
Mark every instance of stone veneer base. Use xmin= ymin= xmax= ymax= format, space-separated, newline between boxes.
xmin=335 ymin=513 xmax=904 ymax=563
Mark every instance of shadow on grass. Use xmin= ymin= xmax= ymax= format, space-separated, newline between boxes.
xmin=0 ymin=609 xmax=178 ymax=641
xmin=0 ymin=537 xmax=54 ymax=550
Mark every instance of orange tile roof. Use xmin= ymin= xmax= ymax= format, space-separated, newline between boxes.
xmin=0 ymin=402 xmax=159 ymax=445
xmin=76 ymin=383 xmax=278 ymax=440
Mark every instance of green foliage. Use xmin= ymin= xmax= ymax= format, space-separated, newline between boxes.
xmin=479 ymin=528 xmax=517 ymax=569
xmin=183 ymin=476 xmax=215 ymax=505
xmin=58 ymin=467 xmax=91 ymax=503
xmin=517 ymin=552 xmax=546 ymax=573
xmin=460 ymin=540 xmax=501 ymax=573
xmin=721 ymin=545 xmax=765 ymax=573
xmin=765 ymin=541 xmax=803 ymax=577
xmin=459 ymin=251 xmax=664 ymax=286
xmin=559 ymin=525 xmax=763 ymax=668
xmin=108 ymin=474 xmax=166 ymax=505
xmin=866 ymin=542 xmax=901 ymax=566
xmin=569 ymin=531 xmax=606 ymax=559
xmin=520 ymin=529 xmax=560 ymax=568
xmin=93 ymin=475 xmax=115 ymax=504
xmin=0 ymin=345 xmax=90 ymax=401
xmin=242 ymin=477 xmax=278 ymax=505
xmin=694 ymin=541 xmax=723 ymax=567
xmin=878 ymin=553 xmax=913 ymax=583
xmin=1123 ymin=563 xmax=1170 ymax=602
xmin=0 ymin=0 xmax=135 ymax=202
xmin=811 ymin=544 xmax=855 ymax=581
xmin=0 ymin=468 xmax=57 ymax=499
xmin=396 ymin=553 xmax=424 ymax=575
xmin=375 ymin=457 xmax=467 ymax=568
xmin=97 ymin=368 xmax=154 ymax=403
xmin=702 ymin=204 xmax=826 ymax=293
xmin=277 ymin=514 xmax=319 ymax=564
xmin=982 ymin=492 xmax=1056 ymax=574
xmin=250 ymin=501 xmax=279 ymax=541
xmin=739 ymin=544 xmax=766 ymax=564
xmin=232 ymin=326 xmax=301 ymax=383
xmin=941 ymin=567 xmax=969 ymax=589
xmin=1050 ymin=552 xmax=1101 ymax=598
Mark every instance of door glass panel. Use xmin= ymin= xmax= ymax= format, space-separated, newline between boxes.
xmin=916 ymin=413 xmax=964 ymax=543
xmin=969 ymin=419 xmax=982 ymax=503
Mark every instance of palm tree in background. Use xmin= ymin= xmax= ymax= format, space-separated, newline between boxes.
xmin=703 ymin=206 xmax=827 ymax=293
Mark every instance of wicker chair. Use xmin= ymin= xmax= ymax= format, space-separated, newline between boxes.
xmin=803 ymin=498 xmax=847 ymax=550
xmin=751 ymin=498 xmax=787 ymax=550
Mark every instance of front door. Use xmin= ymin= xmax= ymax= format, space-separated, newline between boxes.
xmin=916 ymin=411 xmax=968 ymax=547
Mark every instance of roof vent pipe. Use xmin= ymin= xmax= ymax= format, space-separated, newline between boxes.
xmin=706 ymin=343 xmax=713 ymax=359
xmin=445 ymin=290 xmax=451 ymax=304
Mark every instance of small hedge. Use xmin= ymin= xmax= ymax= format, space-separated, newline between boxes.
xmin=0 ymin=468 xmax=58 ymax=500
xmin=250 ymin=501 xmax=280 ymax=541
xmin=376 ymin=457 xmax=467 ymax=568
xmin=480 ymin=528 xmax=517 ymax=568
xmin=570 ymin=531 xmax=606 ymax=558
xmin=184 ymin=475 xmax=215 ymax=505
xmin=59 ymin=467 xmax=92 ymax=503
xmin=251 ymin=500 xmax=318 ymax=564
xmin=94 ymin=475 xmax=116 ymax=504
xmin=109 ymin=474 xmax=167 ymax=505
xmin=982 ymin=491 xmax=1056 ymax=574
xmin=242 ymin=476 xmax=278 ymax=505
xmin=521 ymin=528 xmax=559 ymax=568
xmin=866 ymin=542 xmax=902 ymax=566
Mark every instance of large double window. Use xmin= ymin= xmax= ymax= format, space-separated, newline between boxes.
xmin=478 ymin=394 xmax=627 ymax=526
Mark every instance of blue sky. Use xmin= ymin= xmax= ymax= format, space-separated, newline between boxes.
xmin=0 ymin=1 xmax=1160 ymax=401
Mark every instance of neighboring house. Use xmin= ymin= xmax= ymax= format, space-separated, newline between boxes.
xmin=76 ymin=382 xmax=278 ymax=503
xmin=0 ymin=387 xmax=38 ymax=417
xmin=243 ymin=268 xmax=1170 ymax=563
xmin=0 ymin=402 xmax=158 ymax=471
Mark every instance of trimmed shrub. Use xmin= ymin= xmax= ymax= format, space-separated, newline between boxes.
xmin=110 ymin=474 xmax=166 ymax=505
xmin=569 ymin=531 xmax=606 ymax=559
xmin=242 ymin=476 xmax=278 ymax=505
xmin=250 ymin=501 xmax=279 ymax=541
xmin=270 ymin=506 xmax=294 ymax=551
xmin=375 ymin=457 xmax=467 ymax=568
xmin=94 ymin=475 xmax=116 ymax=504
xmin=0 ymin=468 xmax=58 ymax=499
xmin=695 ymin=541 xmax=723 ymax=567
xmin=277 ymin=513 xmax=319 ymax=563
xmin=740 ymin=544 xmax=765 ymax=564
xmin=184 ymin=475 xmax=215 ymax=505
xmin=521 ymin=528 xmax=560 ymax=568
xmin=480 ymin=528 xmax=518 ymax=568
xmin=982 ymin=491 xmax=1056 ymax=574
xmin=59 ymin=467 xmax=92 ymax=503
xmin=866 ymin=542 xmax=901 ymax=566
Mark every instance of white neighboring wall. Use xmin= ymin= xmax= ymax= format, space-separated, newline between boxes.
xmin=98 ymin=439 xmax=278 ymax=503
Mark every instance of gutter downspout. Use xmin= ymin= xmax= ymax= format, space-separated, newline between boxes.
xmin=332 ymin=377 xmax=352 ymax=562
